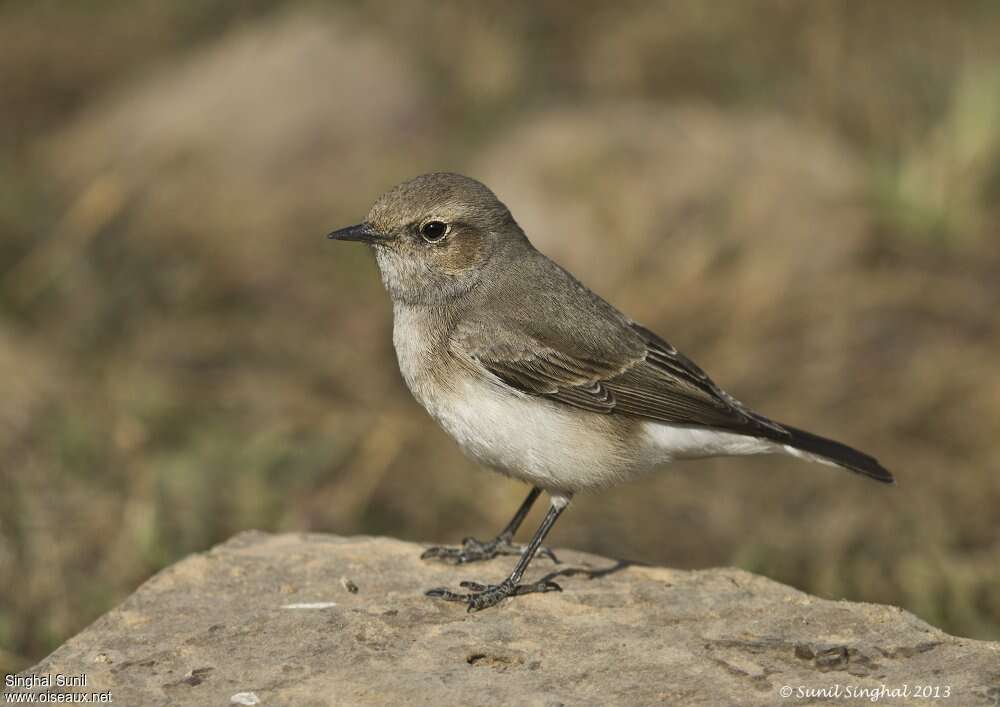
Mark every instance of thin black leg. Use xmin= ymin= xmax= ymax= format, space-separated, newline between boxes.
xmin=426 ymin=494 xmax=571 ymax=611
xmin=420 ymin=486 xmax=558 ymax=564
xmin=498 ymin=486 xmax=542 ymax=538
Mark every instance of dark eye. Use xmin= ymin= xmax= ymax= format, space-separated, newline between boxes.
xmin=420 ymin=221 xmax=448 ymax=242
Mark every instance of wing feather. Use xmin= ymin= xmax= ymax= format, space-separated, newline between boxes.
xmin=452 ymin=317 xmax=788 ymax=439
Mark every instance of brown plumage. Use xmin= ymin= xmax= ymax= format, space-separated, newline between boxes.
xmin=328 ymin=172 xmax=893 ymax=612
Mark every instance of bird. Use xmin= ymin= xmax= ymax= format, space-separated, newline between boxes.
xmin=328 ymin=172 xmax=893 ymax=612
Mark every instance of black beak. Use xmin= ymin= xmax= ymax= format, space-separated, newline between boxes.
xmin=327 ymin=223 xmax=383 ymax=244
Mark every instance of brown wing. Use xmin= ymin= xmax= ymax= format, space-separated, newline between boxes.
xmin=453 ymin=318 xmax=790 ymax=440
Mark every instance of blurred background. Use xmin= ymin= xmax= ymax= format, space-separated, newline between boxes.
xmin=2 ymin=0 xmax=1000 ymax=676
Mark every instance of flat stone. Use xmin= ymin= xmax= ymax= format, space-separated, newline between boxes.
xmin=8 ymin=532 xmax=999 ymax=706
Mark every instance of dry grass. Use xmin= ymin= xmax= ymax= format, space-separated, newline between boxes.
xmin=2 ymin=1 xmax=999 ymax=677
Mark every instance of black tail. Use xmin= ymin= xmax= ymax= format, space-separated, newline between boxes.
xmin=778 ymin=425 xmax=895 ymax=484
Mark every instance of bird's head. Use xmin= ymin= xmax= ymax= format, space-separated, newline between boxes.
xmin=328 ymin=172 xmax=527 ymax=305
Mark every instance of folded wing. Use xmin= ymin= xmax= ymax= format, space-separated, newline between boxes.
xmin=452 ymin=317 xmax=789 ymax=440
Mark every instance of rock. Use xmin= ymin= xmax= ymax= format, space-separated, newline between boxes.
xmin=9 ymin=532 xmax=999 ymax=706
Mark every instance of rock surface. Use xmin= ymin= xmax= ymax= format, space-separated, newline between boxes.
xmin=9 ymin=532 xmax=1000 ymax=706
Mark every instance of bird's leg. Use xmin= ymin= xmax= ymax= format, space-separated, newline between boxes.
xmin=420 ymin=486 xmax=559 ymax=564
xmin=426 ymin=493 xmax=570 ymax=611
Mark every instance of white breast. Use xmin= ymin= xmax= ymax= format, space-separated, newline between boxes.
xmin=431 ymin=374 xmax=640 ymax=491
xmin=392 ymin=305 xmax=633 ymax=491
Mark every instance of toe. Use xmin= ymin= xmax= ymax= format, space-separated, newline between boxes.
xmin=537 ymin=546 xmax=560 ymax=563
xmin=466 ymin=594 xmax=499 ymax=613
xmin=459 ymin=580 xmax=490 ymax=591
xmin=420 ymin=546 xmax=467 ymax=564
xmin=425 ymin=587 xmax=468 ymax=602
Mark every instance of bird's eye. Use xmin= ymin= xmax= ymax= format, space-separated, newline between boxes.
xmin=420 ymin=221 xmax=448 ymax=242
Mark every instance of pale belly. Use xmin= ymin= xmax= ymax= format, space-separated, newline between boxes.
xmin=417 ymin=373 xmax=638 ymax=492
xmin=407 ymin=368 xmax=793 ymax=492
xmin=391 ymin=307 xmax=787 ymax=492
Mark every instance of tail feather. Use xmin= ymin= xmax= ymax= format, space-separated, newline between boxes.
xmin=776 ymin=424 xmax=895 ymax=484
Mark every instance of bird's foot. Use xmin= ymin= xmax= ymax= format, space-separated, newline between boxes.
xmin=420 ymin=534 xmax=559 ymax=565
xmin=425 ymin=578 xmax=562 ymax=612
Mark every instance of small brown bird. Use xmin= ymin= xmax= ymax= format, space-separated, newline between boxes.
xmin=329 ymin=172 xmax=893 ymax=611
